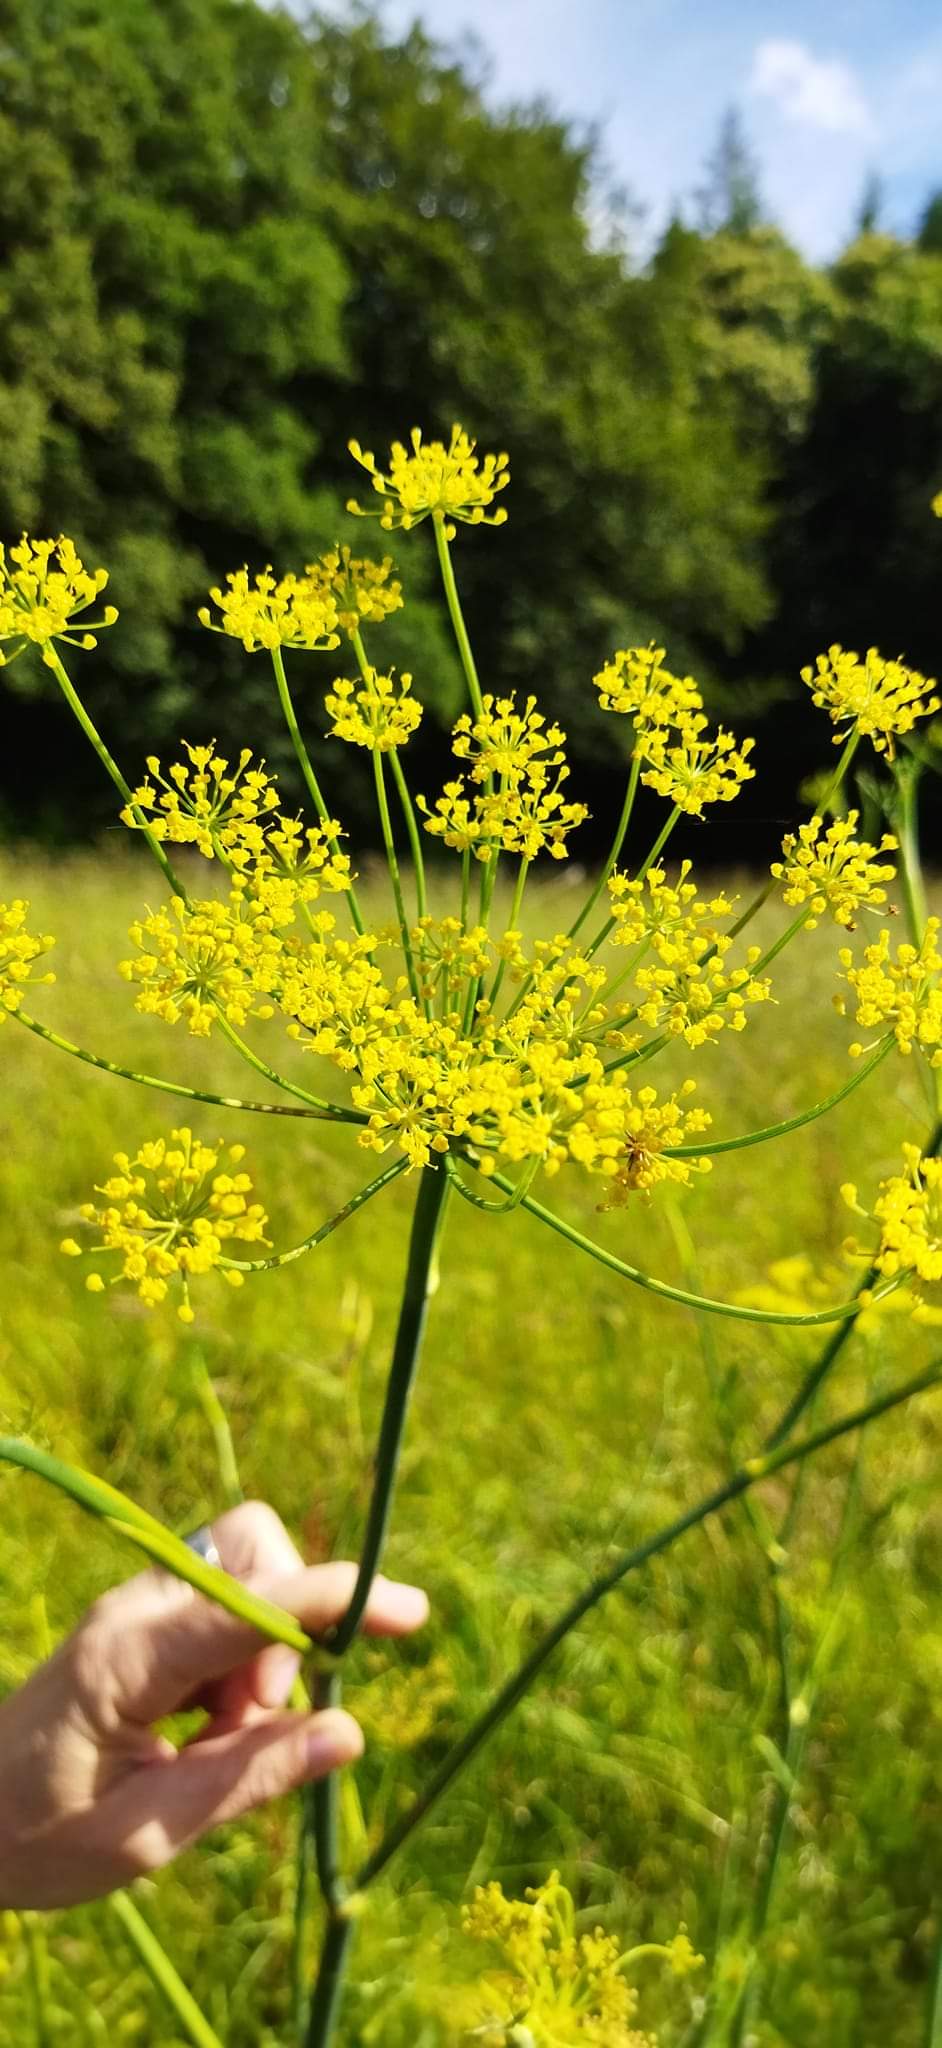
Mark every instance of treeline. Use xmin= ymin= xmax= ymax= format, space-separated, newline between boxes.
xmin=1 ymin=0 xmax=941 ymax=856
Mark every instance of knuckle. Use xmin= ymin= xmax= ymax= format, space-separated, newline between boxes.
xmin=120 ymin=1821 xmax=171 ymax=1880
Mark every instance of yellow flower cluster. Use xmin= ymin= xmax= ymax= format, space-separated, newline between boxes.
xmin=836 ymin=920 xmax=942 ymax=1064
xmin=638 ymin=716 xmax=755 ymax=816
xmin=462 ymin=1872 xmax=701 ymax=2046
xmin=348 ymin=424 xmax=510 ymax=537
xmin=0 ymin=900 xmax=55 ymax=1017
xmin=419 ymin=696 xmax=588 ymax=863
xmin=607 ymin=865 xmax=770 ymax=1049
xmin=120 ymin=894 xmax=280 ymax=1035
xmin=0 ymin=536 xmax=117 ymax=665
xmin=843 ymin=1145 xmax=942 ymax=1309
xmin=593 ymin=645 xmax=702 ymax=730
xmin=771 ymin=812 xmax=897 ymax=929
xmin=122 ymin=745 xmax=352 ymax=912
xmin=325 ymin=668 xmax=422 ymax=751
xmin=801 ymin=645 xmax=940 ymax=760
xmin=198 ymin=568 xmax=340 ymax=654
xmin=303 ymin=544 xmax=403 ymax=633
xmin=61 ymin=1129 xmax=268 ymax=1320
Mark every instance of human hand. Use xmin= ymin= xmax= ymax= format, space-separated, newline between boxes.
xmin=0 ymin=1500 xmax=428 ymax=1908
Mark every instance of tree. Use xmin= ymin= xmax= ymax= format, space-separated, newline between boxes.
xmin=695 ymin=107 xmax=764 ymax=236
xmin=917 ymin=189 xmax=942 ymax=253
xmin=854 ymin=169 xmax=884 ymax=237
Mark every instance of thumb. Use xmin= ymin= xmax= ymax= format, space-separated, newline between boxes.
xmin=96 ymin=1707 xmax=363 ymax=1885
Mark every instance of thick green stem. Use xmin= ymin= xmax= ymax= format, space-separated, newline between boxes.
xmin=355 ymin=1359 xmax=942 ymax=1890
xmin=109 ymin=1893 xmax=223 ymax=2048
xmin=270 ymin=645 xmax=366 ymax=936
xmin=305 ymin=1916 xmax=355 ymax=2048
xmin=433 ymin=515 xmax=484 ymax=718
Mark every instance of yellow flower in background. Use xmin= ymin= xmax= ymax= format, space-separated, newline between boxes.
xmin=325 ymin=667 xmax=423 ymax=751
xmin=593 ymin=644 xmax=703 ymax=730
xmin=638 ymin=715 xmax=755 ymax=815
xmin=771 ymin=812 xmax=897 ymax=929
xmin=61 ymin=1129 xmax=269 ymax=1320
xmin=0 ymin=535 xmax=117 ymax=664
xmin=304 ymin=544 xmax=403 ymax=633
xmin=199 ymin=567 xmax=340 ymax=653
xmin=842 ymin=1145 xmax=942 ymax=1313
xmin=836 ymin=920 xmax=942 ymax=1065
xmin=347 ymin=425 xmax=510 ymax=536
xmin=801 ymin=645 xmax=940 ymax=759
xmin=932 ymin=491 xmax=942 ymax=517
xmin=0 ymin=900 xmax=55 ymax=1017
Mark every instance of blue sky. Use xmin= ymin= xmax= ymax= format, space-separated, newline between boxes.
xmin=320 ymin=0 xmax=942 ymax=259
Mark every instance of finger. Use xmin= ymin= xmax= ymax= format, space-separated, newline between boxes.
xmin=55 ymin=1709 xmax=364 ymax=1899
xmin=76 ymin=1563 xmax=428 ymax=1727
xmin=200 ymin=1502 xmax=306 ymax=1719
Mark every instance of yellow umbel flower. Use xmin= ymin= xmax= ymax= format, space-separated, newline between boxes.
xmin=120 ymin=894 xmax=281 ymax=1036
xmin=452 ymin=695 xmax=566 ymax=784
xmin=836 ymin=920 xmax=942 ymax=1065
xmin=605 ymin=865 xmax=769 ymax=1049
xmin=61 ymin=1128 xmax=269 ymax=1321
xmin=608 ymin=863 xmax=734 ymax=953
xmin=304 ymin=545 xmax=403 ymax=633
xmin=842 ymin=1145 xmax=942 ymax=1313
xmin=121 ymin=743 xmax=280 ymax=859
xmin=801 ymin=645 xmax=940 ymax=760
xmin=569 ymin=1080 xmax=711 ymax=1205
xmin=771 ymin=812 xmax=897 ymax=929
xmin=0 ymin=536 xmax=117 ymax=665
xmin=347 ymin=425 xmax=510 ymax=538
xmin=0 ymin=900 xmax=55 ymax=1016
xmin=199 ymin=568 xmax=340 ymax=653
xmin=638 ymin=715 xmax=755 ymax=815
xmin=419 ymin=694 xmax=588 ymax=863
xmin=462 ymin=1873 xmax=658 ymax=2046
xmin=325 ymin=668 xmax=423 ymax=751
xmin=593 ymin=645 xmax=703 ymax=731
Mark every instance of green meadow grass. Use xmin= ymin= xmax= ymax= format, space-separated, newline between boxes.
xmin=0 ymin=847 xmax=940 ymax=2046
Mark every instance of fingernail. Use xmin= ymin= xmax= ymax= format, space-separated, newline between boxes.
xmin=258 ymin=1645 xmax=302 ymax=1707
xmin=390 ymin=1583 xmax=430 ymax=1626
xmin=306 ymin=1710 xmax=363 ymax=1773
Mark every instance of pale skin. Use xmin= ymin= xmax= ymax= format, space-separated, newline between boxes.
xmin=0 ymin=1501 xmax=429 ymax=1910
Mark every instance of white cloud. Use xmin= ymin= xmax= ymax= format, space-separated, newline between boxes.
xmin=748 ymin=38 xmax=874 ymax=138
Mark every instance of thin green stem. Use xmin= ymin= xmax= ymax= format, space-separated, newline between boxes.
xmin=190 ymin=1351 xmax=243 ymax=1509
xmin=567 ymin=754 xmax=641 ymax=940
xmin=222 ymin=1157 xmax=407 ymax=1273
xmin=328 ymin=1163 xmax=450 ymax=1654
xmin=13 ymin=1008 xmax=348 ymax=1122
xmin=46 ymin=648 xmax=187 ymax=900
xmin=269 ymin=645 xmax=366 ymax=936
xmin=666 ymin=1035 xmax=895 ymax=1157
xmin=583 ymin=805 xmax=682 ymax=964
xmin=373 ymin=749 xmax=420 ymax=1002
xmin=487 ymin=855 xmax=529 ymax=1008
xmin=506 ymin=1177 xmax=899 ymax=1328
xmin=213 ymin=1012 xmax=366 ymax=1121
xmin=433 ymin=514 xmax=484 ymax=718
xmin=23 ymin=1913 xmax=52 ymax=2048
xmin=355 ymin=1359 xmax=942 ymax=1890
xmin=390 ymin=751 xmax=428 ymax=921
xmin=305 ymin=1916 xmax=355 ymax=2048
xmin=109 ymin=1893 xmax=223 ymax=2048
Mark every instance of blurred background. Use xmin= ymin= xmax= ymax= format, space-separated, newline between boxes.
xmin=2 ymin=0 xmax=941 ymax=854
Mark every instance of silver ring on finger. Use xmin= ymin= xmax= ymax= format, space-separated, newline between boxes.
xmin=183 ymin=1523 xmax=223 ymax=1570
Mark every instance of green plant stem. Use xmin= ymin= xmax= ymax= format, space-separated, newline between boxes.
xmin=23 ymin=1913 xmax=52 ymax=2048
xmin=13 ymin=1009 xmax=343 ymax=1121
xmin=213 ymin=1012 xmax=365 ymax=1121
xmin=354 ymin=1358 xmax=942 ymax=1891
xmin=329 ymin=1163 xmax=450 ymax=1655
xmin=390 ymin=751 xmax=428 ymax=921
xmin=269 ymin=645 xmax=366 ymax=936
xmin=433 ymin=514 xmax=484 ymax=718
xmin=665 ymin=1035 xmax=895 ymax=1157
xmin=45 ymin=648 xmax=187 ymax=899
xmin=190 ymin=1350 xmax=243 ymax=1508
xmin=222 ymin=1157 xmax=408 ymax=1274
xmin=584 ymin=804 xmax=681 ymax=962
xmin=373 ymin=750 xmax=420 ymax=1001
xmin=304 ymin=1917 xmax=355 ymax=2048
xmin=109 ymin=1893 xmax=224 ymax=2048
xmin=487 ymin=855 xmax=529 ymax=1008
xmin=0 ymin=1439 xmax=317 ymax=1653
xmin=567 ymin=753 xmax=641 ymax=940
xmin=505 ymin=1177 xmax=898 ymax=1328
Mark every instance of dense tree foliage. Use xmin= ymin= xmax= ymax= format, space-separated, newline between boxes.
xmin=0 ymin=0 xmax=939 ymax=848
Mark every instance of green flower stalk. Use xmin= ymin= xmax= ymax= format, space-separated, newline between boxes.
xmin=5 ymin=428 xmax=942 ymax=2045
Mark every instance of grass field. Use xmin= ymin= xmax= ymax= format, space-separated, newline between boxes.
xmin=1 ymin=846 xmax=941 ymax=2046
